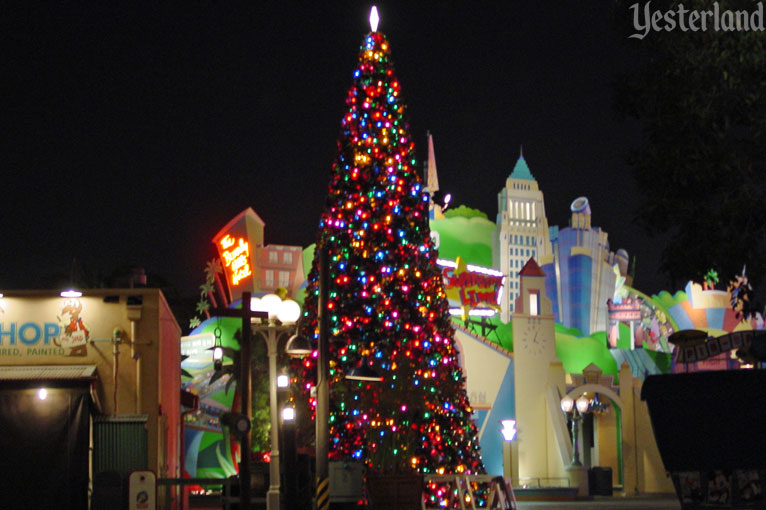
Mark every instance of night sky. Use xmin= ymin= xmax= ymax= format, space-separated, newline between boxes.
xmin=4 ymin=3 xmax=661 ymax=302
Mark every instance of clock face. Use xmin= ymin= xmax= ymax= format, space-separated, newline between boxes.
xmin=520 ymin=317 xmax=545 ymax=355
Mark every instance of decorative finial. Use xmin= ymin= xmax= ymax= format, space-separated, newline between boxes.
xmin=520 ymin=144 xmax=524 ymax=159
xmin=370 ymin=6 xmax=379 ymax=32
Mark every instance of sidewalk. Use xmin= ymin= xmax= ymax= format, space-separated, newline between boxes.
xmin=517 ymin=494 xmax=681 ymax=510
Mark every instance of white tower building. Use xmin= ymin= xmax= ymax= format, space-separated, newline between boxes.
xmin=493 ymin=150 xmax=552 ymax=322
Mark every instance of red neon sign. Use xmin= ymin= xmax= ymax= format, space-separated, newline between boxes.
xmin=219 ymin=234 xmax=252 ymax=286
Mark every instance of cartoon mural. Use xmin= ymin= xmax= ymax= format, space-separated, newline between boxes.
xmin=181 ymin=319 xmax=241 ymax=479
xmin=56 ymin=298 xmax=90 ymax=356
xmin=608 ymin=285 xmax=675 ymax=354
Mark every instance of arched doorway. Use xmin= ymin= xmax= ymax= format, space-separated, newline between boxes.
xmin=562 ymin=383 xmax=625 ymax=489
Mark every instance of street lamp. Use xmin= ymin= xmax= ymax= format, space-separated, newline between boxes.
xmin=249 ymin=293 xmax=302 ymax=510
xmin=500 ymin=419 xmax=517 ymax=483
xmin=345 ymin=356 xmax=384 ymax=382
xmin=560 ymin=394 xmax=591 ymax=466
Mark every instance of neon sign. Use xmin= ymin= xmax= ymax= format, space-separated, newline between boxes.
xmin=438 ymin=257 xmax=503 ymax=317
xmin=219 ymin=234 xmax=252 ymax=286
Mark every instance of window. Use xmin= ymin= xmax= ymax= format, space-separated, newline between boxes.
xmin=265 ymin=270 xmax=274 ymax=288
xmin=283 ymin=252 xmax=293 ymax=264
xmin=269 ymin=251 xmax=278 ymax=263
xmin=529 ymin=290 xmax=540 ymax=316
xmin=278 ymin=271 xmax=290 ymax=288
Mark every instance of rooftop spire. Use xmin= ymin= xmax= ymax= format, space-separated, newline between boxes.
xmin=520 ymin=144 xmax=523 ymax=159
xmin=426 ymin=131 xmax=440 ymax=193
xmin=509 ymin=150 xmax=535 ymax=181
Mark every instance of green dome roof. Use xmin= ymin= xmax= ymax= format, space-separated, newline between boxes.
xmin=509 ymin=155 xmax=535 ymax=181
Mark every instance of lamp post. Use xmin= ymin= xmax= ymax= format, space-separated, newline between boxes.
xmin=210 ymin=292 xmax=266 ymax=510
xmin=500 ymin=419 xmax=517 ymax=484
xmin=561 ymin=394 xmax=592 ymax=497
xmin=560 ymin=394 xmax=591 ymax=466
xmin=211 ymin=292 xmax=302 ymax=510
xmin=249 ymin=293 xmax=302 ymax=510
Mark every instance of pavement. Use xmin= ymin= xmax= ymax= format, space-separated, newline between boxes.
xmin=516 ymin=494 xmax=681 ymax=510
xmin=188 ymin=497 xmax=682 ymax=509
xmin=188 ymin=493 xmax=683 ymax=510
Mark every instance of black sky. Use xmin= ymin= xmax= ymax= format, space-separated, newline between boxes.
xmin=4 ymin=2 xmax=663 ymax=299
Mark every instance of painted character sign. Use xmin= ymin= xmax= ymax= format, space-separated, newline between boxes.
xmin=56 ymin=299 xmax=89 ymax=356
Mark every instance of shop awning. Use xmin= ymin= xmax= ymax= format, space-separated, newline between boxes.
xmin=0 ymin=365 xmax=97 ymax=381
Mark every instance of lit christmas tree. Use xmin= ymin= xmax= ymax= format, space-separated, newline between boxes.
xmin=295 ymin=11 xmax=484 ymax=477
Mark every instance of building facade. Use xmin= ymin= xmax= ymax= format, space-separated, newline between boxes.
xmin=257 ymin=244 xmax=305 ymax=299
xmin=540 ymin=197 xmax=629 ymax=335
xmin=213 ymin=207 xmax=305 ymax=301
xmin=511 ymin=258 xmax=559 ymax=481
xmin=493 ymin=153 xmax=552 ymax=322
xmin=0 ymin=289 xmax=181 ymax=509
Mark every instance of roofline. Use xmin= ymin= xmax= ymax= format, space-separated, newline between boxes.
xmin=213 ymin=207 xmax=265 ymax=242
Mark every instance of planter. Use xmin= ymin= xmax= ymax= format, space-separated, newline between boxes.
xmin=366 ymin=471 xmax=424 ymax=510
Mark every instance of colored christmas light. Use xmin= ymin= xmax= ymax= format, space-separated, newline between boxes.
xmin=293 ymin=27 xmax=484 ymax=482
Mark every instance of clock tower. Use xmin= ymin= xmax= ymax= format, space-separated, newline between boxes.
xmin=512 ymin=257 xmax=557 ymax=480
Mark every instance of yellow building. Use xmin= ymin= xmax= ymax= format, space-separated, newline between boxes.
xmin=0 ymin=289 xmax=181 ymax=510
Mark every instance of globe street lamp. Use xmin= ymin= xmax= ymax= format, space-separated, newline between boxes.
xmin=560 ymin=394 xmax=591 ymax=466
xmin=249 ymin=293 xmax=302 ymax=510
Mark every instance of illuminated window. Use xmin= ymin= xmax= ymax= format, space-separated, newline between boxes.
xmin=283 ymin=252 xmax=293 ymax=264
xmin=278 ymin=271 xmax=290 ymax=288
xmin=265 ymin=270 xmax=274 ymax=288
xmin=269 ymin=251 xmax=278 ymax=263
xmin=529 ymin=290 xmax=540 ymax=316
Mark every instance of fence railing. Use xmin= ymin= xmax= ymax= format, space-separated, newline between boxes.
xmin=423 ymin=474 xmax=517 ymax=510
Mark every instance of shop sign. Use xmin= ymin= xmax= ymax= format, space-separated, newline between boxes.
xmin=674 ymin=330 xmax=764 ymax=363
xmin=0 ymin=298 xmax=90 ymax=357
xmin=180 ymin=333 xmax=215 ymax=360
xmin=438 ymin=257 xmax=503 ymax=316
xmin=218 ymin=234 xmax=252 ymax=287
xmin=607 ymin=298 xmax=641 ymax=321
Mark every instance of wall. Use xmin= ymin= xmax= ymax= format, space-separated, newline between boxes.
xmin=0 ymin=289 xmax=181 ymax=480
xmin=453 ymin=325 xmax=514 ymax=476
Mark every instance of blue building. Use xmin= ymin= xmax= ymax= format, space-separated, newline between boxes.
xmin=539 ymin=197 xmax=630 ymax=335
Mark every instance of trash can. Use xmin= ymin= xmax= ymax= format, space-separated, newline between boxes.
xmin=589 ymin=467 xmax=613 ymax=496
